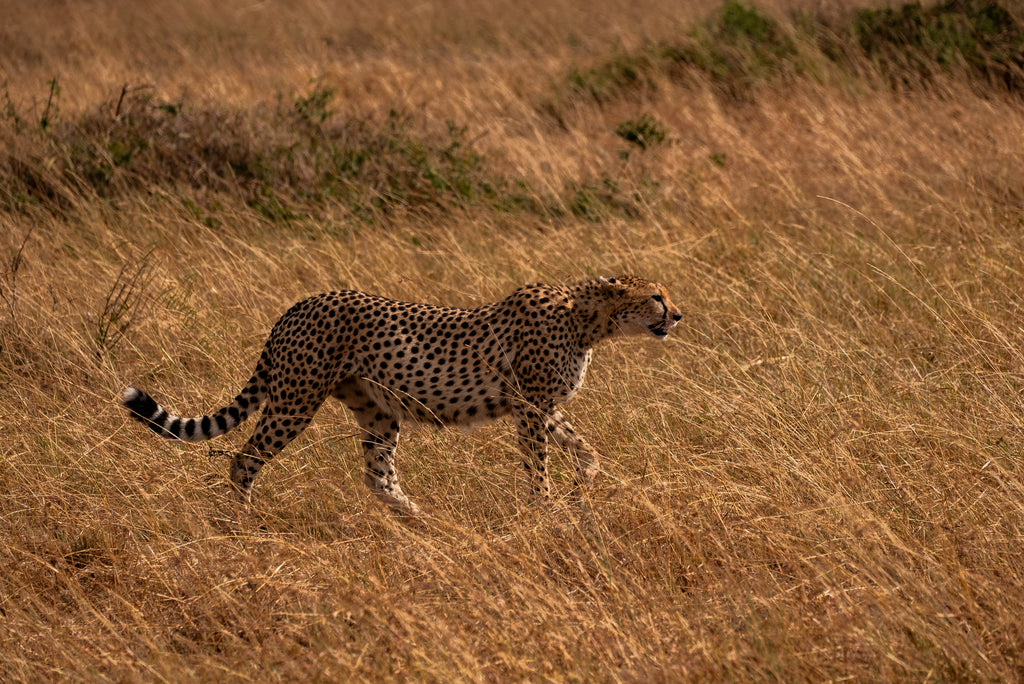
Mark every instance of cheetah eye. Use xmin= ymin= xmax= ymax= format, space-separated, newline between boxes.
xmin=651 ymin=294 xmax=663 ymax=303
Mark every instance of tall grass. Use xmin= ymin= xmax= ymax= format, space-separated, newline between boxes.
xmin=3 ymin=0 xmax=1024 ymax=680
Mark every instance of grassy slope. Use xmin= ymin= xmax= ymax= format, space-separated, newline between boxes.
xmin=2 ymin=0 xmax=1024 ymax=680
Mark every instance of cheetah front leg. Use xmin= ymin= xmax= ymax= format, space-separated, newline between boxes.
xmin=546 ymin=409 xmax=600 ymax=486
xmin=350 ymin=405 xmax=419 ymax=516
xmin=512 ymin=405 xmax=552 ymax=500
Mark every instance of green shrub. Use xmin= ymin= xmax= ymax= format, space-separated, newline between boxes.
xmin=566 ymin=50 xmax=658 ymax=103
xmin=564 ymin=1 xmax=800 ymax=103
xmin=615 ymin=114 xmax=667 ymax=151
xmin=699 ymin=0 xmax=799 ymax=79
xmin=0 ymin=85 xmax=544 ymax=221
xmin=558 ymin=0 xmax=1024 ymax=105
xmin=853 ymin=0 xmax=1024 ymax=89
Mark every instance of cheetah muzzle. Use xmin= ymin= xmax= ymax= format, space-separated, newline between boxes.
xmin=121 ymin=275 xmax=682 ymax=515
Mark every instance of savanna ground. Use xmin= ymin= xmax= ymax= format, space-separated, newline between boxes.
xmin=2 ymin=0 xmax=1024 ymax=680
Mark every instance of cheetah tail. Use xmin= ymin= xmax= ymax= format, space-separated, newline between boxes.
xmin=121 ymin=366 xmax=268 ymax=442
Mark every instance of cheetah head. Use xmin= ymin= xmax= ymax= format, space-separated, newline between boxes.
xmin=599 ymin=276 xmax=682 ymax=340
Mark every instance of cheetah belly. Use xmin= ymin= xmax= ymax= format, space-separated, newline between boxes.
xmin=366 ymin=372 xmax=506 ymax=426
xmin=357 ymin=334 xmax=509 ymax=427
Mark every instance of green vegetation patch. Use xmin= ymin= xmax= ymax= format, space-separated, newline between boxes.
xmin=566 ymin=50 xmax=658 ymax=103
xmin=666 ymin=0 xmax=799 ymax=89
xmin=0 ymin=83 xmax=544 ymax=222
xmin=565 ymin=1 xmax=800 ymax=102
xmin=561 ymin=0 xmax=1024 ymax=103
xmin=853 ymin=0 xmax=1024 ymax=89
xmin=615 ymin=113 xmax=668 ymax=151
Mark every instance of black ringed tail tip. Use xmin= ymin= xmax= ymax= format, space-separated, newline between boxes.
xmin=122 ymin=386 xmax=176 ymax=438
xmin=122 ymin=386 xmax=157 ymax=419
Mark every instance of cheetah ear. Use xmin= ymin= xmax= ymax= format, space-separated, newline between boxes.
xmin=597 ymin=276 xmax=626 ymax=296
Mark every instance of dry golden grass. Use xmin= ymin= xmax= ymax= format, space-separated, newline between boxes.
xmin=3 ymin=0 xmax=1024 ymax=680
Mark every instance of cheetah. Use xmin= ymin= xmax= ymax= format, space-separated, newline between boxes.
xmin=121 ymin=275 xmax=682 ymax=515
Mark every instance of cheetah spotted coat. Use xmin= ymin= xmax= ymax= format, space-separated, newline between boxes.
xmin=122 ymin=275 xmax=682 ymax=514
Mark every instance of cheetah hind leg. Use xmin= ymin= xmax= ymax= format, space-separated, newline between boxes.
xmin=351 ymin=406 xmax=420 ymax=516
xmin=229 ymin=404 xmax=318 ymax=502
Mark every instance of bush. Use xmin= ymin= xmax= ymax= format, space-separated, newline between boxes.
xmin=563 ymin=1 xmax=800 ymax=103
xmin=853 ymin=0 xmax=1024 ymax=90
xmin=674 ymin=0 xmax=799 ymax=85
xmin=558 ymin=0 xmax=1024 ymax=105
xmin=615 ymin=114 xmax=667 ymax=151
xmin=0 ymin=85 xmax=540 ymax=222
xmin=566 ymin=51 xmax=659 ymax=103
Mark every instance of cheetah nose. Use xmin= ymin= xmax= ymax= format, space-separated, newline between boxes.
xmin=672 ymin=312 xmax=682 ymax=322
